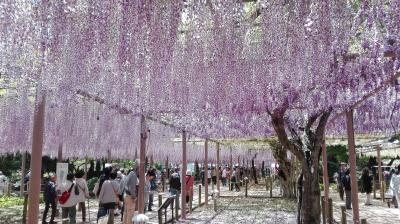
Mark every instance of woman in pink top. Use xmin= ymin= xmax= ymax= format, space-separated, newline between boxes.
xmin=185 ymin=170 xmax=195 ymax=203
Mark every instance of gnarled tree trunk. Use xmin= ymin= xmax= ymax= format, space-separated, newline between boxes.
xmin=269 ymin=107 xmax=332 ymax=224
xmin=268 ymin=139 xmax=298 ymax=198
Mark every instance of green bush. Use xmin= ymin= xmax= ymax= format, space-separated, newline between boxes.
xmin=0 ymin=195 xmax=43 ymax=208
xmin=87 ymin=177 xmax=98 ymax=192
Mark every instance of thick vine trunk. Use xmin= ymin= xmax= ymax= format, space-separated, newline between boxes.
xmin=281 ymin=177 xmax=297 ymax=198
xmin=269 ymin=107 xmax=332 ymax=224
xmin=300 ymin=168 xmax=321 ymax=224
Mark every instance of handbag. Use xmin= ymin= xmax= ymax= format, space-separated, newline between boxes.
xmin=59 ymin=183 xmax=74 ymax=205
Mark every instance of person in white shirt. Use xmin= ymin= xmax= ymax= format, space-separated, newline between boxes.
xmin=98 ymin=172 xmax=120 ymax=224
xmin=389 ymin=169 xmax=400 ymax=217
xmin=74 ymin=170 xmax=89 ymax=222
xmin=58 ymin=173 xmax=78 ymax=224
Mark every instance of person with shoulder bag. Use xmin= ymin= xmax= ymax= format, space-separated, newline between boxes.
xmin=58 ymin=173 xmax=78 ymax=224
xmin=98 ymin=172 xmax=120 ymax=224
xmin=75 ymin=170 xmax=89 ymax=222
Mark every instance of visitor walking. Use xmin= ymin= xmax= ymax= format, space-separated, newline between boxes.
xmin=144 ymin=172 xmax=153 ymax=213
xmin=122 ymin=168 xmax=138 ymax=224
xmin=147 ymin=169 xmax=157 ymax=212
xmin=389 ymin=169 xmax=400 ymax=214
xmin=169 ymin=171 xmax=181 ymax=196
xmin=212 ymin=167 xmax=217 ymax=185
xmin=337 ymin=163 xmax=347 ymax=201
xmin=231 ymin=168 xmax=240 ymax=191
xmin=58 ymin=173 xmax=78 ymax=224
xmin=361 ymin=167 xmax=372 ymax=205
xmin=42 ymin=174 xmax=57 ymax=224
xmin=75 ymin=170 xmax=89 ymax=222
xmin=98 ymin=172 xmax=119 ymax=224
xmin=222 ymin=167 xmax=227 ymax=187
xmin=342 ymin=169 xmax=351 ymax=209
xmin=185 ymin=170 xmax=194 ymax=203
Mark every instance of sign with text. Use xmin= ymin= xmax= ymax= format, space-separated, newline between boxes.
xmin=56 ymin=163 xmax=68 ymax=187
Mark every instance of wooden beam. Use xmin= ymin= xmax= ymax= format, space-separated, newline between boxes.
xmin=346 ymin=110 xmax=360 ymax=224
xmin=138 ymin=115 xmax=147 ymax=214
xmin=205 ymin=139 xmax=209 ymax=205
xmin=330 ymin=72 xmax=400 ymax=124
xmin=217 ymin=142 xmax=221 ymax=197
xmin=322 ymin=140 xmax=329 ymax=223
xmin=27 ymin=92 xmax=46 ymax=223
xmin=181 ymin=130 xmax=187 ymax=219
xmin=76 ymin=90 xmax=221 ymax=144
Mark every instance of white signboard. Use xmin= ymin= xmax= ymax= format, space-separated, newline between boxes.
xmin=56 ymin=163 xmax=68 ymax=187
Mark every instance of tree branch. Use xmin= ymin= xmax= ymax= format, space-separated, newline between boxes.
xmin=270 ymin=111 xmax=306 ymax=164
xmin=312 ymin=108 xmax=332 ymax=164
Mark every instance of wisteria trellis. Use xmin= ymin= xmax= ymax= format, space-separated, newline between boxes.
xmin=0 ymin=0 xmax=399 ymax=161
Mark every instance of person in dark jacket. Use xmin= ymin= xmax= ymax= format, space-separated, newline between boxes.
xmin=337 ymin=163 xmax=347 ymax=201
xmin=42 ymin=174 xmax=57 ymax=224
xmin=361 ymin=167 xmax=373 ymax=205
xmin=169 ymin=171 xmax=181 ymax=209
xmin=147 ymin=168 xmax=157 ymax=211
xmin=342 ymin=169 xmax=352 ymax=209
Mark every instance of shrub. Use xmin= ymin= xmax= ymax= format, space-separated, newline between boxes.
xmin=87 ymin=177 xmax=99 ymax=192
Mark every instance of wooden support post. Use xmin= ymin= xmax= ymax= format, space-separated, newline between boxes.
xmin=198 ymin=185 xmax=202 ymax=206
xmin=181 ymin=130 xmax=187 ymax=219
xmin=107 ymin=149 xmax=111 ymax=163
xmin=158 ymin=210 xmax=163 ymax=224
xmin=377 ymin=146 xmax=383 ymax=201
xmin=175 ymin=193 xmax=179 ymax=221
xmin=346 ymin=110 xmax=360 ymax=224
xmin=158 ymin=194 xmax=163 ymax=207
xmin=328 ymin=198 xmax=333 ymax=224
xmin=373 ymin=174 xmax=376 ymax=199
xmin=216 ymin=142 xmax=221 ymax=197
xmin=341 ymin=205 xmax=347 ymax=224
xmin=189 ymin=189 xmax=193 ymax=213
xmin=6 ymin=182 xmax=12 ymax=196
xmin=165 ymin=156 xmax=169 ymax=179
xmin=245 ymin=180 xmax=248 ymax=197
xmin=322 ymin=140 xmax=330 ymax=223
xmin=321 ymin=196 xmax=326 ymax=224
xmin=22 ymin=192 xmax=28 ymax=224
xmin=57 ymin=143 xmax=63 ymax=162
xmin=27 ymin=92 xmax=46 ymax=224
xmin=20 ymin=152 xmax=26 ymax=196
xmin=138 ymin=115 xmax=147 ymax=214
xmin=270 ymin=177 xmax=273 ymax=197
xmin=205 ymin=139 xmax=209 ymax=205
xmin=229 ymin=148 xmax=233 ymax=191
